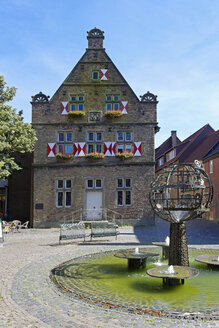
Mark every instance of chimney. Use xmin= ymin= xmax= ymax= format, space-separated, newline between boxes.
xmin=87 ymin=27 xmax=104 ymax=49
xmin=171 ymin=131 xmax=177 ymax=147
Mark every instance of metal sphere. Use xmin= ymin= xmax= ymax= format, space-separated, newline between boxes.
xmin=149 ymin=161 xmax=213 ymax=223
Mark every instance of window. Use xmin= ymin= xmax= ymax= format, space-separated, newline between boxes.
xmin=92 ymin=71 xmax=99 ymax=80
xmin=87 ymin=131 xmax=103 ymax=153
xmin=56 ymin=179 xmax=73 ymax=208
xmin=116 ymin=178 xmax=132 ymax=206
xmin=106 ymin=94 xmax=120 ymax=111
xmin=166 ymin=149 xmax=176 ymax=162
xmin=86 ymin=179 xmax=103 ymax=189
xmin=116 ymin=131 xmax=133 ymax=153
xmin=69 ymin=94 xmax=85 ymax=111
xmin=210 ymin=160 xmax=213 ymax=173
xmin=117 ymin=132 xmax=132 ymax=142
xmin=57 ymin=132 xmax=73 ymax=154
xmin=158 ymin=157 xmax=164 ymax=167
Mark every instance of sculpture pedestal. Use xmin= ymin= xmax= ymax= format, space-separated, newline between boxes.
xmin=169 ymin=222 xmax=189 ymax=267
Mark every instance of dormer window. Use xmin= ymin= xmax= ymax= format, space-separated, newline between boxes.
xmin=166 ymin=149 xmax=176 ymax=162
xmin=158 ymin=157 xmax=164 ymax=166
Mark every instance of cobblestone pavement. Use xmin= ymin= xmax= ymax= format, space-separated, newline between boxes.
xmin=0 ymin=222 xmax=219 ymax=328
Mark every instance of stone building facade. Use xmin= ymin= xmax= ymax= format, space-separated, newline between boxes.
xmin=31 ymin=28 xmax=158 ymax=228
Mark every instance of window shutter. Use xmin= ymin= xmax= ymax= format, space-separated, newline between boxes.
xmin=133 ymin=142 xmax=142 ymax=156
xmin=100 ymin=69 xmax=108 ymax=80
xmin=104 ymin=142 xmax=116 ymax=156
xmin=121 ymin=101 xmax=128 ymax=114
xmin=47 ymin=143 xmax=56 ymax=157
xmin=61 ymin=102 xmax=69 ymax=115
xmin=74 ymin=143 xmax=86 ymax=157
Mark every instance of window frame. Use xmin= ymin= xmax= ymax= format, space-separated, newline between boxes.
xmin=87 ymin=131 xmax=103 ymax=154
xmin=57 ymin=131 xmax=73 ymax=155
xmin=209 ymin=160 xmax=213 ymax=173
xmin=116 ymin=178 xmax=132 ymax=207
xmin=56 ymin=178 xmax=73 ymax=208
xmin=86 ymin=178 xmax=103 ymax=190
xmin=92 ymin=71 xmax=99 ymax=80
xmin=105 ymin=94 xmax=120 ymax=112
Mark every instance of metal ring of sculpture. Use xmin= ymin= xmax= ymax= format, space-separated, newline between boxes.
xmin=149 ymin=161 xmax=213 ymax=224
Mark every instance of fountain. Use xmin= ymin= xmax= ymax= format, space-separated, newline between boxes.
xmin=149 ymin=161 xmax=213 ymax=284
xmin=154 ymin=257 xmax=163 ymax=266
xmin=166 ymin=265 xmax=175 ymax=274
xmin=51 ymin=248 xmax=219 ymax=319
xmin=50 ymin=161 xmax=218 ymax=319
xmin=165 ymin=236 xmax=170 ymax=245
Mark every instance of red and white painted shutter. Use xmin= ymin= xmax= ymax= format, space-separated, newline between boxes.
xmin=74 ymin=143 xmax=86 ymax=157
xmin=100 ymin=69 xmax=108 ymax=80
xmin=121 ymin=101 xmax=128 ymax=114
xmin=104 ymin=142 xmax=116 ymax=156
xmin=47 ymin=143 xmax=56 ymax=157
xmin=61 ymin=102 xmax=69 ymax=115
xmin=133 ymin=142 xmax=142 ymax=156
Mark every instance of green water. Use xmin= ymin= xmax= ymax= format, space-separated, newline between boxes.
xmin=52 ymin=248 xmax=219 ymax=316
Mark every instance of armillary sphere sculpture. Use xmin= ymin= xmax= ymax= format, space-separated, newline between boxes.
xmin=149 ymin=161 xmax=213 ymax=267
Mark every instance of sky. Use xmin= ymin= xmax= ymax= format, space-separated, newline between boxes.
xmin=1 ymin=0 xmax=219 ymax=147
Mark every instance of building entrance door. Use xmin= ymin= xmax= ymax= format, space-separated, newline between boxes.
xmin=86 ymin=191 xmax=102 ymax=220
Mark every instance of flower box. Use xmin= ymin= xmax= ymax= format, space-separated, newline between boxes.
xmin=68 ymin=111 xmax=85 ymax=118
xmin=56 ymin=153 xmax=73 ymax=160
xmin=105 ymin=110 xmax=123 ymax=118
xmin=85 ymin=152 xmax=104 ymax=159
xmin=115 ymin=152 xmax=134 ymax=160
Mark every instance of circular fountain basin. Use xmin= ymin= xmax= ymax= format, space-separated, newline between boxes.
xmin=51 ymin=248 xmax=219 ymax=320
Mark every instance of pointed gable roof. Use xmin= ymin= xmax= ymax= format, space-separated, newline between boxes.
xmin=202 ymin=130 xmax=219 ymax=160
xmin=155 ymin=131 xmax=181 ymax=159
xmin=178 ymin=124 xmax=215 ymax=163
xmin=50 ymin=28 xmax=139 ymax=102
xmin=155 ymin=124 xmax=216 ymax=171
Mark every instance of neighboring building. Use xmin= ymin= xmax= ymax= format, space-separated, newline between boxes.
xmin=155 ymin=124 xmax=215 ymax=172
xmin=155 ymin=125 xmax=219 ymax=220
xmin=0 ymin=180 xmax=8 ymax=218
xmin=202 ymin=133 xmax=219 ymax=220
xmin=0 ymin=153 xmax=32 ymax=223
xmin=31 ymin=28 xmax=159 ymax=228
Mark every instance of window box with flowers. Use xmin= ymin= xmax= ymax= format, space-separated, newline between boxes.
xmin=68 ymin=111 xmax=85 ymax=118
xmin=116 ymin=152 xmax=134 ymax=160
xmin=56 ymin=153 xmax=73 ymax=161
xmin=85 ymin=152 xmax=104 ymax=160
xmin=105 ymin=110 xmax=123 ymax=118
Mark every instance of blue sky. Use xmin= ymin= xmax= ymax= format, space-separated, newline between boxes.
xmin=1 ymin=0 xmax=219 ymax=147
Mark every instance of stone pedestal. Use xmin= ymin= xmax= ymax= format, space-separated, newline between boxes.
xmin=128 ymin=258 xmax=146 ymax=270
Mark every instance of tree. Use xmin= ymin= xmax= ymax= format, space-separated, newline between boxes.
xmin=0 ymin=75 xmax=37 ymax=179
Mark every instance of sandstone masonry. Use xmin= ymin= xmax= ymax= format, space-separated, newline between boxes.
xmin=31 ymin=28 xmax=158 ymax=227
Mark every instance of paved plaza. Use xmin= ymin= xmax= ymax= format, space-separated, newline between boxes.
xmin=0 ymin=218 xmax=219 ymax=328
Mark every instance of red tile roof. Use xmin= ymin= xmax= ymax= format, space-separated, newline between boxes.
xmin=155 ymin=124 xmax=216 ymax=171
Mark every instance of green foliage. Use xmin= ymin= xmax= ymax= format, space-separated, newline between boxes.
xmin=0 ymin=76 xmax=37 ymax=179
xmin=105 ymin=110 xmax=123 ymax=118
xmin=56 ymin=153 xmax=73 ymax=160
xmin=68 ymin=111 xmax=85 ymax=118
xmin=85 ymin=152 xmax=104 ymax=159
xmin=116 ymin=152 xmax=134 ymax=159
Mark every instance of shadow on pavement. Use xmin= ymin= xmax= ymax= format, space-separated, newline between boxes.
xmin=134 ymin=216 xmax=219 ymax=245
